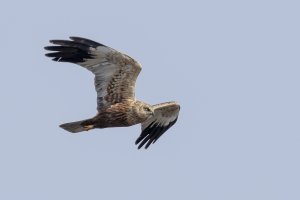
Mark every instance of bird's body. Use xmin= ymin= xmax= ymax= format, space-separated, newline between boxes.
xmin=45 ymin=36 xmax=180 ymax=149
xmin=91 ymin=100 xmax=153 ymax=128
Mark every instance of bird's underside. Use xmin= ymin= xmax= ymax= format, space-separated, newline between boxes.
xmin=45 ymin=36 xmax=180 ymax=149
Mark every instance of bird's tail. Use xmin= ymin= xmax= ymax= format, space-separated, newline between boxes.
xmin=59 ymin=119 xmax=94 ymax=133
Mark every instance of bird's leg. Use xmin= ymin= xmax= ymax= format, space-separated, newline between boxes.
xmin=83 ymin=125 xmax=94 ymax=131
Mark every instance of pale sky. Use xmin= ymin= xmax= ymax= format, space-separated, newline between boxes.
xmin=1 ymin=0 xmax=300 ymax=199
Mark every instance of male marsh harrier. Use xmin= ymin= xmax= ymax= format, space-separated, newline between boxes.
xmin=44 ymin=37 xmax=180 ymax=149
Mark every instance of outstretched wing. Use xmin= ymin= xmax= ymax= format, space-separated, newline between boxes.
xmin=135 ymin=102 xmax=180 ymax=149
xmin=44 ymin=36 xmax=142 ymax=111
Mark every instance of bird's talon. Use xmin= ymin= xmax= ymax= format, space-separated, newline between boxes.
xmin=83 ymin=125 xmax=94 ymax=131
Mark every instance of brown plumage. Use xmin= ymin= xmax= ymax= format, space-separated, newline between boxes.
xmin=45 ymin=36 xmax=180 ymax=149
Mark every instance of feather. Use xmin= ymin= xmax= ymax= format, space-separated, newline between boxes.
xmin=136 ymin=102 xmax=180 ymax=149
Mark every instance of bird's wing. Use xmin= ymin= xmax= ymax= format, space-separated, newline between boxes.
xmin=45 ymin=36 xmax=142 ymax=111
xmin=135 ymin=102 xmax=180 ymax=149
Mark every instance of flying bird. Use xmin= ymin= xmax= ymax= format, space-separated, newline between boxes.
xmin=44 ymin=36 xmax=180 ymax=149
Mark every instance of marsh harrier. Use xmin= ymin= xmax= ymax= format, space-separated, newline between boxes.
xmin=45 ymin=37 xmax=180 ymax=149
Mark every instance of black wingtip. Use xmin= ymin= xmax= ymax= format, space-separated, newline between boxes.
xmin=69 ymin=36 xmax=106 ymax=48
xmin=44 ymin=37 xmax=100 ymax=63
xmin=135 ymin=117 xmax=179 ymax=149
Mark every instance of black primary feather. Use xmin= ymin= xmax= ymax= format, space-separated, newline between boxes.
xmin=135 ymin=117 xmax=178 ymax=149
xmin=70 ymin=36 xmax=106 ymax=48
xmin=44 ymin=37 xmax=106 ymax=63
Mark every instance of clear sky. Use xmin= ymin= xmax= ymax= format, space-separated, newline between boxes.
xmin=1 ymin=0 xmax=300 ymax=199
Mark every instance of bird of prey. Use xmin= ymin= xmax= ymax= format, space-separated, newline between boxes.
xmin=44 ymin=36 xmax=180 ymax=149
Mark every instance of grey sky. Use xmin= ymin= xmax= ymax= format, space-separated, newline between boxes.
xmin=1 ymin=0 xmax=300 ymax=199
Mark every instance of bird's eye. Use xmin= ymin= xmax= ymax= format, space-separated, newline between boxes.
xmin=145 ymin=107 xmax=151 ymax=112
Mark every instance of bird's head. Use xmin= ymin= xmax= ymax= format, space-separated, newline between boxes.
xmin=139 ymin=104 xmax=154 ymax=120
